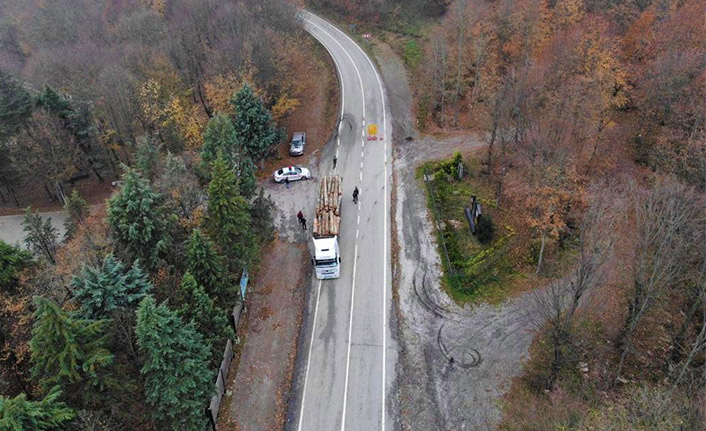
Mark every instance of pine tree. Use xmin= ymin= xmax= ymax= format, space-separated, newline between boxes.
xmin=22 ymin=208 xmax=59 ymax=264
xmin=250 ymin=188 xmax=276 ymax=243
xmin=71 ymin=255 xmax=152 ymax=319
xmin=0 ymin=386 xmax=75 ymax=430
xmin=0 ymin=240 xmax=32 ymax=292
xmin=135 ymin=137 xmax=161 ymax=181
xmin=30 ymin=297 xmax=114 ymax=392
xmin=107 ymin=168 xmax=175 ymax=268
xmin=206 ymin=154 xmax=256 ymax=272
xmin=135 ymin=296 xmax=213 ymax=430
xmin=186 ymin=229 xmax=224 ymax=298
xmin=238 ymin=155 xmax=257 ymax=199
xmin=179 ymin=273 xmax=233 ymax=362
xmin=0 ymin=69 xmax=33 ymax=140
xmin=63 ymin=189 xmax=89 ymax=241
xmin=230 ymin=83 xmax=282 ymax=161
xmin=201 ymin=114 xmax=257 ymax=199
xmin=201 ymin=113 xmax=241 ymax=166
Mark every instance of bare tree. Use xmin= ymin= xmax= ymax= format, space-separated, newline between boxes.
xmin=529 ymin=198 xmax=614 ymax=389
xmin=615 ymin=177 xmax=702 ymax=384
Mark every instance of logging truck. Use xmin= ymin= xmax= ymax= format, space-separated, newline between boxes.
xmin=312 ymin=175 xmax=342 ymax=279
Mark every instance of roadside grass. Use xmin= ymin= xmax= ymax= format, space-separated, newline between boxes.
xmin=417 ymin=152 xmax=577 ymax=305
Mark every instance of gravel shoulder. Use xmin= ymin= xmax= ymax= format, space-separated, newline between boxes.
xmin=374 ymin=39 xmax=538 ymax=430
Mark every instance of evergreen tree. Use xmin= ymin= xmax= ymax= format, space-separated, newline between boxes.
xmin=30 ymin=297 xmax=114 ymax=392
xmin=179 ymin=273 xmax=233 ymax=362
xmin=0 ymin=386 xmax=75 ymax=431
xmin=185 ymin=229 xmax=224 ymax=298
xmin=250 ymin=188 xmax=276 ymax=243
xmin=238 ymin=155 xmax=257 ymax=199
xmin=135 ymin=296 xmax=212 ymax=430
xmin=201 ymin=113 xmax=240 ymax=166
xmin=71 ymin=255 xmax=152 ymax=319
xmin=0 ymin=240 xmax=32 ymax=293
xmin=0 ymin=69 xmax=32 ymax=139
xmin=22 ymin=209 xmax=59 ymax=264
xmin=63 ymin=189 xmax=89 ymax=241
xmin=201 ymin=114 xmax=257 ymax=199
xmin=230 ymin=84 xmax=282 ymax=161
xmin=206 ymin=154 xmax=256 ymax=272
xmin=107 ymin=168 xmax=175 ymax=268
xmin=35 ymin=86 xmax=71 ymax=118
xmin=135 ymin=137 xmax=161 ymax=181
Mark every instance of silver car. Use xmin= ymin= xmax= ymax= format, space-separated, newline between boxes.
xmin=290 ymin=132 xmax=306 ymax=156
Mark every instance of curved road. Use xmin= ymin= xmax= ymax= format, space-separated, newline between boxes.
xmin=289 ymin=11 xmax=396 ymax=431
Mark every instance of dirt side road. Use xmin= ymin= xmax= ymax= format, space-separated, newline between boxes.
xmin=374 ymin=40 xmax=539 ymax=430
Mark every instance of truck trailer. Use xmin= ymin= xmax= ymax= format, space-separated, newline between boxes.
xmin=312 ymin=175 xmax=342 ymax=279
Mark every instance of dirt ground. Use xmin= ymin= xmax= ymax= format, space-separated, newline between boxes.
xmin=217 ymin=237 xmax=308 ymax=431
xmin=216 ymin=28 xmax=337 ymax=431
xmin=374 ymin=39 xmax=541 ymax=430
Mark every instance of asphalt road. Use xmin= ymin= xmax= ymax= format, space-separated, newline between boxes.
xmin=288 ymin=12 xmax=396 ymax=431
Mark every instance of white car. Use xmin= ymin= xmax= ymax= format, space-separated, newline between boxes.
xmin=274 ymin=166 xmax=310 ymax=183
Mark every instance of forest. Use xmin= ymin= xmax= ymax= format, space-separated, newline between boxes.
xmin=0 ymin=0 xmax=314 ymax=429
xmin=394 ymin=0 xmax=705 ymax=428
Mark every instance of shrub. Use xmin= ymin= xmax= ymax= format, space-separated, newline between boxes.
xmin=403 ymin=40 xmax=422 ymax=71
xmin=475 ymin=214 xmax=495 ymax=244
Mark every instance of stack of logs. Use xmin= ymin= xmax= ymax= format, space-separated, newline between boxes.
xmin=313 ymin=175 xmax=342 ymax=237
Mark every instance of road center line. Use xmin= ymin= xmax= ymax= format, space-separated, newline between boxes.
xmin=319 ymin=16 xmax=391 ymax=431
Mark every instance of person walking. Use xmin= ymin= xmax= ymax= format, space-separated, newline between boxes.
xmin=285 ymin=177 xmax=290 ymax=189
xmin=333 ymin=155 xmax=338 ymax=170
xmin=297 ymin=210 xmax=303 ymax=225
xmin=301 ymin=217 xmax=307 ymax=230
xmin=353 ymin=186 xmax=359 ymax=204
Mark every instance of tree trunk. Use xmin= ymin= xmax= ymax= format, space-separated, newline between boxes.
xmin=196 ymin=80 xmax=213 ymax=118
xmin=536 ymin=232 xmax=547 ymax=274
xmin=44 ymin=183 xmax=55 ymax=202
xmin=486 ymin=119 xmax=498 ymax=175
xmin=8 ymin=185 xmax=19 ymax=206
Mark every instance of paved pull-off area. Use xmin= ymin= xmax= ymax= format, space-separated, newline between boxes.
xmin=287 ymin=12 xmax=396 ymax=431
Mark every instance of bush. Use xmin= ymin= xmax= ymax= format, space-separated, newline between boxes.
xmin=403 ymin=40 xmax=422 ymax=71
xmin=475 ymin=214 xmax=495 ymax=244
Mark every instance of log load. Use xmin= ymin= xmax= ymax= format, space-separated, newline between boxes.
xmin=313 ymin=175 xmax=342 ymax=238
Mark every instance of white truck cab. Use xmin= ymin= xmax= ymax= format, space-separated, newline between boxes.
xmin=313 ymin=236 xmax=340 ymax=279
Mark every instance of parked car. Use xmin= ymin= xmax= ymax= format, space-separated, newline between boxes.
xmin=274 ymin=166 xmax=311 ymax=183
xmin=290 ymin=132 xmax=306 ymax=156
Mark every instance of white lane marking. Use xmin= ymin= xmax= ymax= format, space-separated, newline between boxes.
xmin=356 ymin=229 xmax=359 ymax=239
xmin=314 ymin=15 xmax=391 ymax=431
xmin=306 ymin=16 xmax=371 ymax=431
xmin=361 ymin=151 xmax=364 ymax=158
xmin=357 ymin=215 xmax=360 ymax=224
xmin=360 ymin=161 xmax=364 ymax=169
xmin=362 ymin=141 xmax=365 ymax=148
xmin=297 ymin=280 xmax=324 ymax=431
xmin=306 ymin=18 xmax=366 ymax=133
xmin=340 ymin=243 xmax=359 ymax=431
xmin=298 ymin=16 xmax=358 ymax=431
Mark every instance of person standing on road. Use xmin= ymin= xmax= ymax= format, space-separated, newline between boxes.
xmin=285 ymin=177 xmax=290 ymax=189
xmin=297 ymin=210 xmax=303 ymax=224
xmin=353 ymin=186 xmax=359 ymax=204
xmin=301 ymin=217 xmax=307 ymax=230
xmin=333 ymin=155 xmax=338 ymax=170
